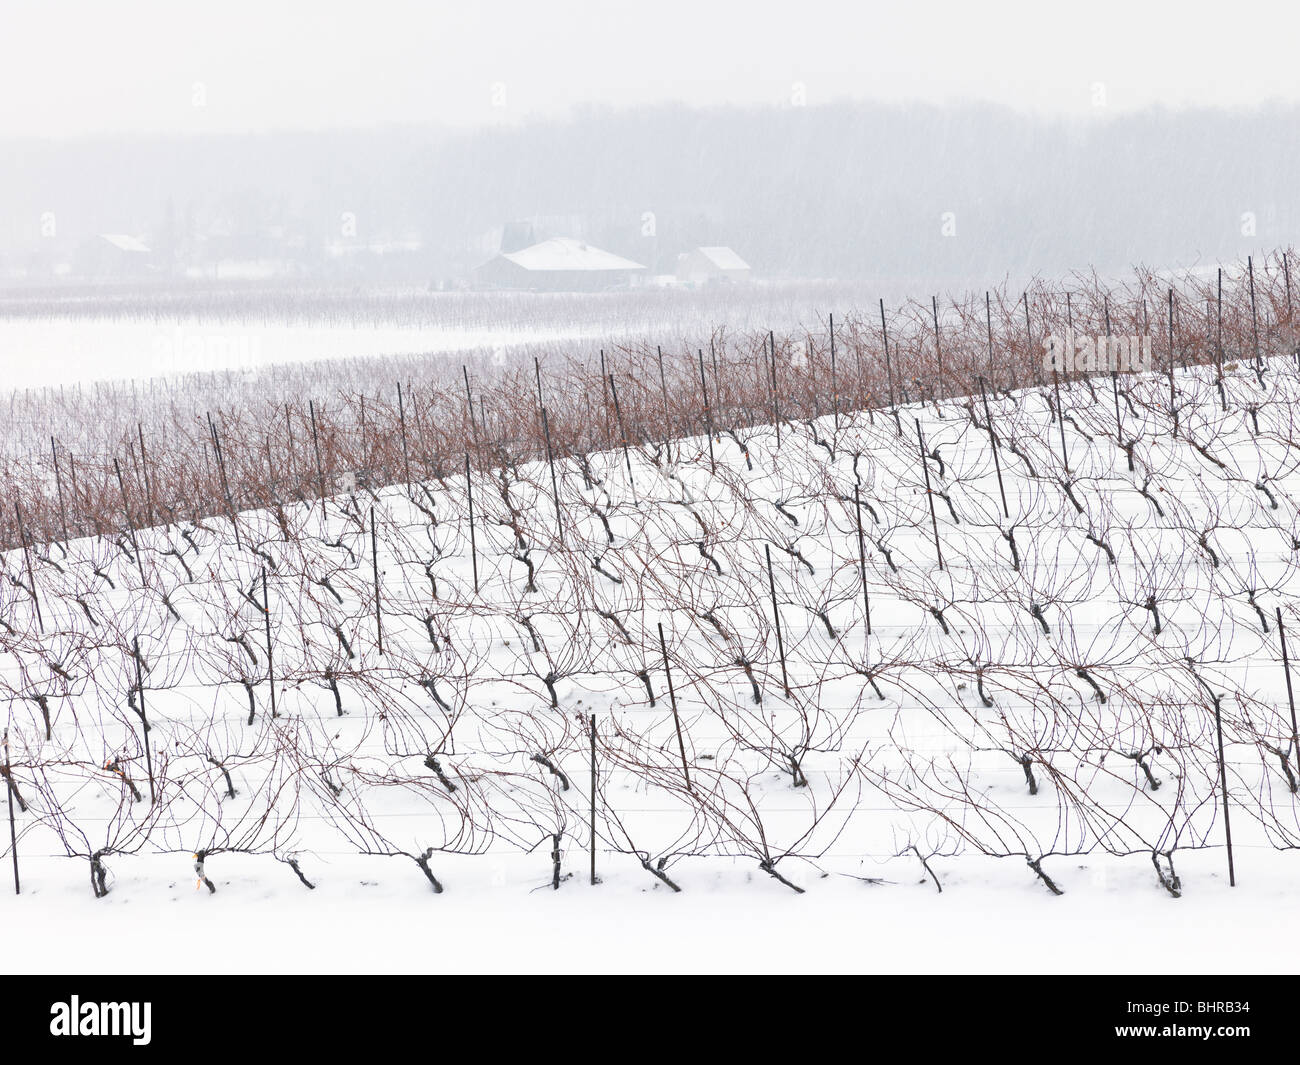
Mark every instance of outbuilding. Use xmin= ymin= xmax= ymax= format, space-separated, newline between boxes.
xmin=676 ymin=246 xmax=751 ymax=285
xmin=474 ymin=237 xmax=645 ymax=292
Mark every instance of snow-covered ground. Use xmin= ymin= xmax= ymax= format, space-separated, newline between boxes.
xmin=0 ymin=318 xmax=607 ymax=390
xmin=7 ymin=850 xmax=1295 ymax=974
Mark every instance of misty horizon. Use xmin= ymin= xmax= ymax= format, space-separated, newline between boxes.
xmin=4 ymin=97 xmax=1298 ymax=290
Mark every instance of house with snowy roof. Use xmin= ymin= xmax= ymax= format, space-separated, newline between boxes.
xmin=676 ymin=246 xmax=752 ymax=286
xmin=75 ymin=233 xmax=154 ymax=277
xmin=473 ymin=237 xmax=646 ymax=292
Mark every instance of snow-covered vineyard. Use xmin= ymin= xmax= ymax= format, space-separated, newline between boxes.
xmin=4 ymin=352 xmax=1300 ymax=904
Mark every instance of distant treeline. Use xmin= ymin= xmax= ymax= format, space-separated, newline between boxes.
xmin=2 ymin=101 xmax=1298 ymax=283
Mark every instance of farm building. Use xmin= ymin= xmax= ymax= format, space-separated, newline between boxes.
xmin=473 ymin=237 xmax=646 ymax=292
xmin=676 ymin=246 xmax=752 ymax=285
xmin=75 ymin=233 xmax=154 ymax=278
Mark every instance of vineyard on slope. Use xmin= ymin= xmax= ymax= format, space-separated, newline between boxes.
xmin=2 ymin=252 xmax=1300 ymax=898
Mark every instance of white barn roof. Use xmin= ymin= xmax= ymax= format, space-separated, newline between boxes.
xmin=501 ymin=238 xmax=644 ymax=272
xmin=100 ymin=233 xmax=151 ymax=253
xmin=695 ymin=246 xmax=750 ymax=271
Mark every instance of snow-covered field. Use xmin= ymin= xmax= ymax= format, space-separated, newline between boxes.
xmin=9 ymin=850 xmax=1295 ymax=974
xmin=4 ymin=347 xmax=1300 ymax=973
xmin=0 ymin=318 xmax=606 ymax=390
xmin=0 ymin=282 xmax=872 ymax=391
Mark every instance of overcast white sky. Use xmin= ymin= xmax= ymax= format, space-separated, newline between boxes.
xmin=1 ymin=0 xmax=1297 ymax=138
